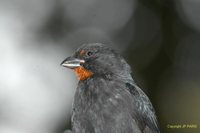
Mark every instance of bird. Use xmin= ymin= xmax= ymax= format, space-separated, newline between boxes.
xmin=61 ymin=43 xmax=160 ymax=133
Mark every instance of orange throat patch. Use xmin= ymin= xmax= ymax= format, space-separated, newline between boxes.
xmin=74 ymin=67 xmax=93 ymax=81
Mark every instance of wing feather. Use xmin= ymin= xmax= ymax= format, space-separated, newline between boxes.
xmin=126 ymin=82 xmax=160 ymax=133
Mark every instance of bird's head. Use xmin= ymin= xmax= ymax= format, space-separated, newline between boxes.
xmin=61 ymin=43 xmax=131 ymax=81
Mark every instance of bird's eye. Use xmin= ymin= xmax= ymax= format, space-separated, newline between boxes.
xmin=86 ymin=51 xmax=93 ymax=56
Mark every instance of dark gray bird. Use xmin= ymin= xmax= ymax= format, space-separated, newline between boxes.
xmin=61 ymin=43 xmax=160 ymax=133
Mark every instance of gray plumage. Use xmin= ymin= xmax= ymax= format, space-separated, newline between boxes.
xmin=62 ymin=43 xmax=160 ymax=133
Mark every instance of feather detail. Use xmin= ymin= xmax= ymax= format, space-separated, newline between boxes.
xmin=74 ymin=67 xmax=93 ymax=81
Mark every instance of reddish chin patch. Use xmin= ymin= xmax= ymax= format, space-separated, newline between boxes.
xmin=80 ymin=50 xmax=86 ymax=56
xmin=74 ymin=67 xmax=93 ymax=81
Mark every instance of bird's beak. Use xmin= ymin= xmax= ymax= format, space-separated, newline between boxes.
xmin=61 ymin=57 xmax=85 ymax=69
